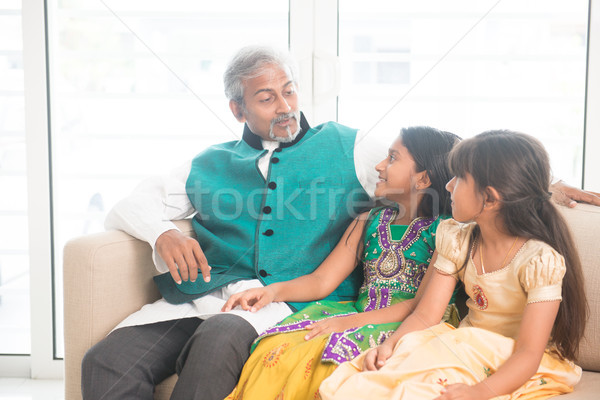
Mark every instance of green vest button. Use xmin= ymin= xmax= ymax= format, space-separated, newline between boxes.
xmin=263 ymin=206 xmax=272 ymax=214
xmin=259 ymin=269 xmax=268 ymax=277
xmin=271 ymin=157 xmax=280 ymax=164
xmin=264 ymin=229 xmax=274 ymax=236
xmin=268 ymin=182 xmax=277 ymax=189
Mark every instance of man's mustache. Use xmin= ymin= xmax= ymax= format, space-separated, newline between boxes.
xmin=271 ymin=112 xmax=297 ymax=125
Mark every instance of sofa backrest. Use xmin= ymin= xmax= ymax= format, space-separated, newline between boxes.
xmin=558 ymin=204 xmax=600 ymax=372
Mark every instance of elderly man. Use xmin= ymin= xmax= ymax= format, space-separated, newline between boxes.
xmin=81 ymin=45 xmax=378 ymax=400
xmin=81 ymin=46 xmax=599 ymax=400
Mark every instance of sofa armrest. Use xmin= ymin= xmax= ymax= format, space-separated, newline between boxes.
xmin=558 ymin=204 xmax=600 ymax=373
xmin=63 ymin=220 xmax=194 ymax=400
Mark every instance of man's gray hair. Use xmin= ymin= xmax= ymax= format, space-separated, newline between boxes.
xmin=223 ymin=46 xmax=298 ymax=105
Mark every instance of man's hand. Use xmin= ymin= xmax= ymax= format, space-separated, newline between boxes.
xmin=363 ymin=341 xmax=394 ymax=371
xmin=155 ymin=229 xmax=211 ymax=284
xmin=551 ymin=181 xmax=600 ymax=208
xmin=303 ymin=315 xmax=359 ymax=340
xmin=221 ymin=287 xmax=276 ymax=313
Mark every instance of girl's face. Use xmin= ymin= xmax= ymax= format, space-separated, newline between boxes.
xmin=374 ymin=138 xmax=419 ymax=202
xmin=445 ymin=174 xmax=484 ymax=222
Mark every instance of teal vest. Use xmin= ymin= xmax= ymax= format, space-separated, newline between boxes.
xmin=154 ymin=115 xmax=371 ymax=310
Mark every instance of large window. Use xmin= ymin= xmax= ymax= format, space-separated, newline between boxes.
xmin=48 ymin=0 xmax=289 ymax=359
xmin=338 ymin=0 xmax=588 ymax=184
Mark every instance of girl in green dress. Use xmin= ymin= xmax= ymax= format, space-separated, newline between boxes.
xmin=222 ymin=126 xmax=461 ymax=400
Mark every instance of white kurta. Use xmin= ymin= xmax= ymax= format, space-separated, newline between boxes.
xmin=109 ymin=130 xmax=384 ymax=334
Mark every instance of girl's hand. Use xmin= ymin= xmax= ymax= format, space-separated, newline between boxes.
xmin=434 ymin=383 xmax=485 ymax=400
xmin=363 ymin=341 xmax=394 ymax=371
xmin=303 ymin=315 xmax=359 ymax=340
xmin=221 ymin=287 xmax=276 ymax=312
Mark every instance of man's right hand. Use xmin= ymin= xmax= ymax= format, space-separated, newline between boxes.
xmin=155 ymin=229 xmax=211 ymax=284
xmin=221 ymin=287 xmax=276 ymax=313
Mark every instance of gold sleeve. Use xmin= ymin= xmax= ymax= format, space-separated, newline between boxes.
xmin=433 ymin=219 xmax=475 ymax=279
xmin=519 ymin=245 xmax=566 ymax=304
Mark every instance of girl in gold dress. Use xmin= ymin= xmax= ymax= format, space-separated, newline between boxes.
xmin=320 ymin=130 xmax=587 ymax=400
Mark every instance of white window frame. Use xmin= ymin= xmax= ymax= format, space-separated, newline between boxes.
xmin=5 ymin=0 xmax=599 ymax=379
xmin=20 ymin=0 xmax=62 ymax=379
xmin=289 ymin=0 xmax=339 ymax=123
xmin=585 ymin=0 xmax=600 ymax=190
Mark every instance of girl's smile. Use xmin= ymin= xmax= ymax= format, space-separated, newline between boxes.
xmin=374 ymin=138 xmax=418 ymax=201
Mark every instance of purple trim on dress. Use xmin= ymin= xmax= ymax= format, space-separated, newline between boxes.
xmin=363 ymin=286 xmax=391 ymax=312
xmin=400 ymin=218 xmax=432 ymax=248
xmin=380 ymin=287 xmax=390 ymax=308
xmin=364 ymin=287 xmax=378 ymax=312
xmin=260 ymin=319 xmax=314 ymax=336
xmin=377 ymin=208 xmax=394 ymax=248
xmin=255 ymin=312 xmax=358 ymax=342
xmin=376 ymin=209 xmax=435 ymax=250
xmin=321 ymin=327 xmax=361 ymax=364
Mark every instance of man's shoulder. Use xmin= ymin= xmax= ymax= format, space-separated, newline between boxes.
xmin=201 ymin=139 xmax=240 ymax=152
xmin=296 ymin=120 xmax=362 ymax=157
xmin=312 ymin=120 xmax=358 ymax=136
xmin=191 ymin=139 xmax=252 ymax=160
xmin=309 ymin=121 xmax=359 ymax=148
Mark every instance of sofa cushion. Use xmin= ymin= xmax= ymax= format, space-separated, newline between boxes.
xmin=556 ymin=370 xmax=600 ymax=399
xmin=558 ymin=204 xmax=600 ymax=372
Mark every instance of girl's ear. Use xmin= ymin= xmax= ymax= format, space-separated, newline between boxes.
xmin=415 ymin=171 xmax=432 ymax=190
xmin=229 ymin=100 xmax=246 ymax=123
xmin=483 ymin=186 xmax=502 ymax=210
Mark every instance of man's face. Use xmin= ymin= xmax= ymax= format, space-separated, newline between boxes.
xmin=230 ymin=63 xmax=300 ymax=142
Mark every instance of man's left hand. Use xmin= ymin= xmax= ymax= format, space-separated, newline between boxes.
xmin=551 ymin=181 xmax=600 ymax=208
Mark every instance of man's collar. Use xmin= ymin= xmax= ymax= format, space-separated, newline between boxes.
xmin=242 ymin=112 xmax=311 ymax=150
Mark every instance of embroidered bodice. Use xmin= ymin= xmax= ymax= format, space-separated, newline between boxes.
xmin=356 ymin=207 xmax=439 ymax=312
xmin=434 ymin=219 xmax=566 ymax=340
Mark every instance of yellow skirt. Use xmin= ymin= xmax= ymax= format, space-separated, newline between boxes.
xmin=225 ymin=330 xmax=338 ymax=400
xmin=319 ymin=323 xmax=581 ymax=400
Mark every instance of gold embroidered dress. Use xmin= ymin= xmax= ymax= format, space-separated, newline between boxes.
xmin=319 ymin=219 xmax=582 ymax=400
xmin=225 ymin=207 xmax=458 ymax=400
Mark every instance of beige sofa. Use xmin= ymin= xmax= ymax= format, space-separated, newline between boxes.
xmin=64 ymin=205 xmax=600 ymax=400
